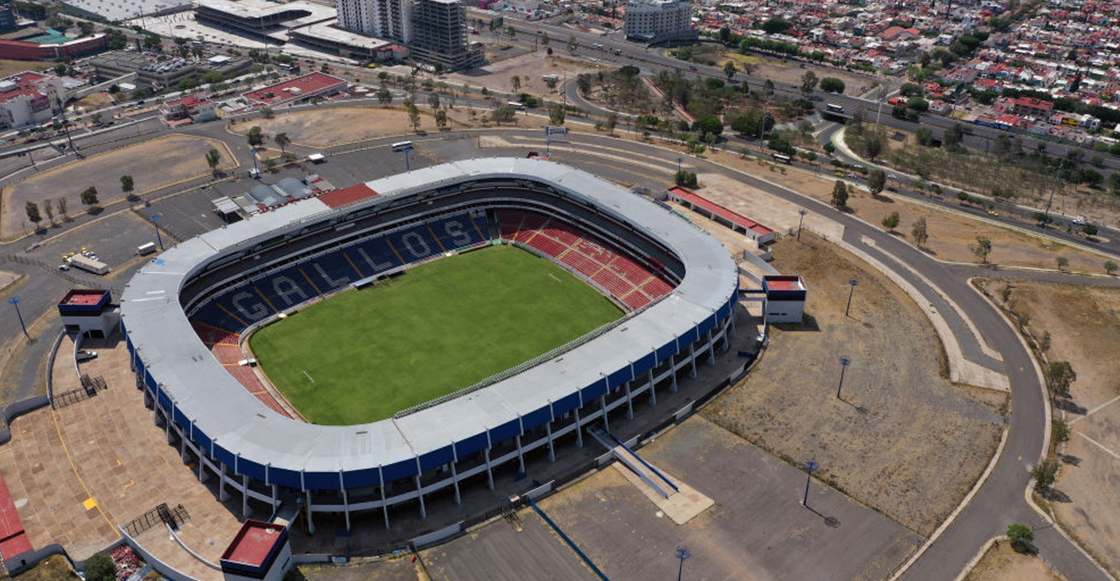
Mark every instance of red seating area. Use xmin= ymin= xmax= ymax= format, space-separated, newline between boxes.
xmin=0 ymin=470 xmax=32 ymax=563
xmin=190 ymin=322 xmax=291 ymax=418
xmin=497 ymin=210 xmax=676 ymax=310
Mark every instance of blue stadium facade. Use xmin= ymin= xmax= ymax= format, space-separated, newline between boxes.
xmin=120 ymin=159 xmax=739 ymax=531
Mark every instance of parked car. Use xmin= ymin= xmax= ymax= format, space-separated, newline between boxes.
xmin=76 ymin=350 xmax=98 ymax=362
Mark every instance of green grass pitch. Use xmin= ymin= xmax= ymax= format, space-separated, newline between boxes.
xmin=249 ymin=245 xmax=623 ymax=425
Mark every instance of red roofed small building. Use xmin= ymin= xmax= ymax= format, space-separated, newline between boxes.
xmin=762 ymin=275 xmax=807 ymax=323
xmin=161 ymin=93 xmax=217 ymax=122
xmin=0 ymin=71 xmax=63 ymax=130
xmin=1010 ymin=96 xmax=1054 ymax=117
xmin=242 ymin=72 xmax=348 ymax=107
xmin=220 ymin=520 xmax=292 ymax=581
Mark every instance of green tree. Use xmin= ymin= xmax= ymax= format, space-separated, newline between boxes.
xmin=1045 ymin=361 xmax=1076 ymax=398
xmin=881 ymin=211 xmax=900 ymax=231
xmin=819 ymin=77 xmax=845 ymax=94
xmin=762 ymin=17 xmax=791 ymax=35
xmin=261 ymin=106 xmax=274 ymax=119
xmin=58 ymin=198 xmax=67 ymax=220
xmin=915 ymin=127 xmax=933 ymax=146
xmin=494 ymin=105 xmax=516 ymax=124
xmin=1052 ymin=418 xmax=1071 ymax=444
xmin=80 ymin=186 xmax=99 ymax=208
xmin=84 ymin=553 xmax=116 ymax=581
xmin=1006 ymin=524 xmax=1035 ymax=553
xmin=247 ymin=125 xmax=264 ymax=148
xmin=377 ymin=83 xmax=393 ymax=106
xmin=868 ymin=169 xmax=886 ymax=197
xmin=800 ymin=71 xmax=818 ymax=97
xmin=971 ymin=236 xmax=992 ymax=263
xmin=435 ymin=109 xmax=448 ymax=129
xmin=1105 ymin=260 xmax=1118 ymax=275
xmin=1082 ymin=223 xmax=1098 ymax=236
xmin=1031 ymin=459 xmax=1059 ymax=494
xmin=24 ymin=201 xmax=40 ymax=228
xmin=605 ymin=112 xmax=618 ymax=135
xmin=945 ymin=123 xmax=965 ymax=151
xmin=43 ymin=199 xmax=53 ymax=224
xmin=205 ymin=148 xmax=222 ymax=175
xmin=912 ymin=216 xmax=929 ymax=248
xmin=1056 ymin=256 xmax=1069 ymax=270
xmin=511 ymin=75 xmax=521 ymax=92
xmin=274 ymin=132 xmax=290 ymax=154
xmin=863 ymin=131 xmax=886 ymax=161
xmin=549 ymin=104 xmax=566 ymax=125
xmin=405 ymin=99 xmax=421 ymax=131
xmin=120 ymin=174 xmax=135 ymax=200
xmin=428 ymin=91 xmax=441 ymax=112
xmin=692 ymin=114 xmax=723 ymax=136
xmin=723 ymin=60 xmax=737 ymax=81
xmin=831 ymin=180 xmax=848 ymax=209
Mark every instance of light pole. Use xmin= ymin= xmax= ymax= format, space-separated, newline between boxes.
xmin=151 ymin=214 xmax=164 ymax=250
xmin=249 ymin=148 xmax=260 ymax=178
xmin=845 ymin=278 xmax=859 ymax=317
xmin=677 ymin=156 xmax=683 ymax=174
xmin=402 ymin=146 xmax=412 ymax=171
xmin=9 ymin=297 xmax=28 ymax=339
xmin=797 ymin=209 xmax=808 ymax=241
xmin=802 ymin=460 xmax=818 ymax=506
xmin=837 ymin=356 xmax=851 ymax=399
xmin=675 ymin=545 xmax=691 ymax=581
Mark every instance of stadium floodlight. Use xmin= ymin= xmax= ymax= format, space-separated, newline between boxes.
xmin=802 ymin=460 xmax=819 ymax=506
xmin=837 ymin=356 xmax=851 ymax=399
xmin=401 ymin=146 xmax=413 ymax=171
xmin=9 ymin=297 xmax=27 ymax=339
xmin=845 ymin=278 xmax=859 ymax=317
xmin=797 ymin=209 xmax=808 ymax=242
xmin=675 ymin=545 xmax=692 ymax=581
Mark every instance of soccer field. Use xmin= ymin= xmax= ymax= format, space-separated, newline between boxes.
xmin=249 ymin=245 xmax=624 ymax=425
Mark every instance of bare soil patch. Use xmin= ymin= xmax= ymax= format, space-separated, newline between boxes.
xmin=703 ymin=149 xmax=1111 ymax=273
xmin=1 ymin=134 xmax=232 ymax=241
xmin=703 ymin=234 xmax=1006 ymax=535
xmin=985 ymin=279 xmax=1120 ymax=576
xmin=447 ymin=52 xmax=603 ymax=99
xmin=965 ymin=541 xmax=1064 ymax=581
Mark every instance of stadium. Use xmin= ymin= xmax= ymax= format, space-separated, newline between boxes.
xmin=119 ymin=158 xmax=739 ymax=530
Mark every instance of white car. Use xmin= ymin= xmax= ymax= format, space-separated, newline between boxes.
xmin=1072 ymin=217 xmax=1086 ymax=225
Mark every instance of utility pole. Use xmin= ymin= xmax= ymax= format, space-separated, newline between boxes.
xmin=802 ymin=461 xmax=818 ymax=506
xmin=837 ymin=357 xmax=851 ymax=398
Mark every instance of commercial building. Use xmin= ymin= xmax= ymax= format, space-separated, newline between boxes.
xmin=87 ymin=51 xmax=252 ymax=89
xmin=242 ymin=72 xmax=349 ymax=107
xmin=336 ymin=0 xmax=413 ymax=43
xmin=0 ymin=71 xmax=64 ymax=130
xmin=623 ymin=0 xmax=696 ymax=44
xmin=410 ymin=0 xmax=482 ymax=70
xmin=195 ymin=0 xmax=335 ymax=43
xmin=161 ymin=93 xmax=217 ymax=122
xmin=289 ymin=21 xmax=409 ymax=61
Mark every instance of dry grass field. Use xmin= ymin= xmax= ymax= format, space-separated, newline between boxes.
xmin=703 ymin=235 xmax=1006 ymax=535
xmin=986 ymin=280 xmax=1120 ymax=576
xmin=965 ymin=541 xmax=1064 ymax=581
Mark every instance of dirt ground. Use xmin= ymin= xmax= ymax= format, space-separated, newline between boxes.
xmin=0 ymin=59 xmax=47 ymax=81
xmin=703 ymin=235 xmax=1006 ymax=535
xmin=1 ymin=134 xmax=234 ymax=240
xmin=230 ymin=105 xmax=549 ymax=148
xmin=703 ymin=148 xmax=1112 ymax=273
xmin=986 ymin=280 xmax=1120 ymax=576
xmin=447 ymin=52 xmax=603 ymax=99
xmin=705 ymin=50 xmax=872 ymax=97
xmin=965 ymin=541 xmax=1065 ymax=581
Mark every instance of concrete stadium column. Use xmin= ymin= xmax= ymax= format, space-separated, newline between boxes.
xmin=143 ymin=388 xmax=152 ymax=408
xmin=219 ymin=464 xmax=229 ymax=502
xmin=271 ymin=485 xmax=278 ymax=511
xmin=600 ymin=395 xmax=609 ymax=433
xmin=515 ymin=434 xmax=525 ymax=475
xmin=179 ymin=435 xmax=187 ymax=461
xmin=729 ymin=308 xmax=737 ymax=338
xmin=573 ymin=408 xmax=583 ymax=448
xmin=689 ymin=343 xmax=698 ymax=378
xmin=342 ymin=488 xmax=351 ymax=531
xmin=707 ymin=329 xmax=716 ymax=365
xmin=545 ymin=422 xmax=555 ymax=462
xmin=670 ymin=354 xmax=679 ymax=393
xmin=623 ymin=381 xmax=633 ymax=420
xmin=414 ymin=475 xmax=426 ymax=519
xmin=306 ymin=489 xmax=316 ymax=534
xmin=484 ymin=448 xmax=494 ymax=490
xmin=242 ymin=475 xmax=249 ymax=518
xmin=450 ymin=445 xmax=462 ymax=504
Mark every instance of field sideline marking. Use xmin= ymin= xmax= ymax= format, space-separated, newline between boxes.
xmin=1078 ymin=432 xmax=1120 ymax=462
xmin=1069 ymin=394 xmax=1120 ymax=425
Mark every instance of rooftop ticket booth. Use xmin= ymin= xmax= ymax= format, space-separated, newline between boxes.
xmin=58 ymin=289 xmax=118 ymax=338
xmin=762 ymin=275 xmax=807 ymax=324
xmin=220 ymin=520 xmax=293 ymax=581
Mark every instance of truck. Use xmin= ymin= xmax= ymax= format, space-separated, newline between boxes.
xmin=68 ymin=254 xmax=110 ymax=275
xmin=137 ymin=242 xmax=157 ymax=256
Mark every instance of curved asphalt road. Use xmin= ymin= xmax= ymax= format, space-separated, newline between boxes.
xmin=1 ymin=119 xmax=1116 ymax=580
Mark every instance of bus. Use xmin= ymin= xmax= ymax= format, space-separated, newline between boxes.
xmin=391 ymin=141 xmax=412 ymax=152
xmin=771 ymin=153 xmax=792 ymax=164
xmin=507 ymin=101 xmax=526 ymax=111
xmin=825 ymin=103 xmax=845 ymax=114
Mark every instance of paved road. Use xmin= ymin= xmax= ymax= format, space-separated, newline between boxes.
xmin=0 ymin=120 xmax=1116 ymax=580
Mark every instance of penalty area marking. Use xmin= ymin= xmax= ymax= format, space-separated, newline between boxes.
xmin=548 ymin=273 xmax=563 ymax=283
xmin=303 ymin=370 xmax=316 ymax=384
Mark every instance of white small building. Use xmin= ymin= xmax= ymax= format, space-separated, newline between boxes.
xmin=762 ymin=275 xmax=807 ymax=324
xmin=220 ymin=520 xmax=292 ymax=581
xmin=161 ymin=93 xmax=217 ymax=122
xmin=0 ymin=71 xmax=64 ymax=130
xmin=58 ymin=289 xmax=119 ymax=339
